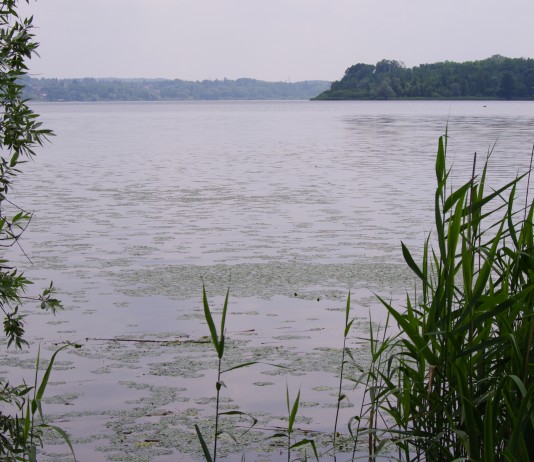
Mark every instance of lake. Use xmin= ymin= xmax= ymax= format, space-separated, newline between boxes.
xmin=2 ymin=100 xmax=534 ymax=461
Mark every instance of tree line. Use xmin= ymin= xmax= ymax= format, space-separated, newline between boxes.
xmin=22 ymin=76 xmax=330 ymax=101
xmin=314 ymin=55 xmax=534 ymax=100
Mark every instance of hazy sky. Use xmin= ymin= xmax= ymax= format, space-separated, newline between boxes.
xmin=19 ymin=0 xmax=534 ymax=82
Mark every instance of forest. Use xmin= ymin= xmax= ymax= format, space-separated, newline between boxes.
xmin=314 ymin=55 xmax=534 ymax=100
xmin=21 ymin=76 xmax=330 ymax=101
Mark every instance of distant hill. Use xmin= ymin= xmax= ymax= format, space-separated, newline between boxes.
xmin=22 ymin=76 xmax=331 ymax=101
xmin=314 ymin=56 xmax=534 ymax=100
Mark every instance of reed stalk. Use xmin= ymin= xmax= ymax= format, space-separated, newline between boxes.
xmin=196 ymin=285 xmax=259 ymax=462
xmin=333 ymin=292 xmax=354 ymax=457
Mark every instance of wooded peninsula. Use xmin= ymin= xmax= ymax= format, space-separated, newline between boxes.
xmin=314 ymin=55 xmax=534 ymax=100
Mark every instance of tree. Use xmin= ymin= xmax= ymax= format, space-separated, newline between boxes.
xmin=314 ymin=56 xmax=534 ymax=100
xmin=0 ymin=1 xmax=71 ymax=459
xmin=498 ymin=71 xmax=516 ymax=99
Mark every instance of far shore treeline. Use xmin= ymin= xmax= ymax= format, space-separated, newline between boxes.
xmin=22 ymin=56 xmax=534 ymax=102
xmin=21 ymin=76 xmax=330 ymax=102
xmin=314 ymin=55 xmax=534 ymax=100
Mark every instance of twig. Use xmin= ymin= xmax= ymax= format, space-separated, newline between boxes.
xmin=85 ymin=337 xmax=210 ymax=344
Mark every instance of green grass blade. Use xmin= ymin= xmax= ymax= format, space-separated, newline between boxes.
xmin=436 ymin=135 xmax=446 ymax=183
xmin=288 ymin=388 xmax=301 ymax=434
xmin=36 ymin=343 xmax=70 ymax=403
xmin=218 ymin=287 xmax=230 ymax=358
xmin=195 ymin=424 xmax=214 ymax=462
xmin=483 ymin=393 xmax=495 ymax=462
xmin=202 ymin=285 xmax=219 ymax=353
xmin=376 ymin=294 xmax=437 ymax=365
xmin=444 ymin=180 xmax=472 ymax=213
xmin=401 ymin=242 xmax=425 ymax=282
xmin=469 ymin=175 xmax=525 ymax=216
xmin=344 ymin=291 xmax=351 ymax=338
xmin=222 ymin=361 xmax=258 ymax=374
xmin=41 ymin=424 xmax=77 ymax=461
xmin=290 ymin=439 xmax=320 ymax=461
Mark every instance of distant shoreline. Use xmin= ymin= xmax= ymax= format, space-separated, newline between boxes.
xmin=22 ymin=76 xmax=331 ymax=102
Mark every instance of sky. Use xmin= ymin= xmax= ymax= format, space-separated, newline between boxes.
xmin=19 ymin=0 xmax=534 ymax=83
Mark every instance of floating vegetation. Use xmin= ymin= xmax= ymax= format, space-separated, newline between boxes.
xmin=113 ymin=261 xmax=413 ymax=301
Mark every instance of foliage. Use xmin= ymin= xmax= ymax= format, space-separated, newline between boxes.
xmin=332 ymin=292 xmax=355 ymax=454
xmin=268 ymin=385 xmax=319 ymax=462
xmin=314 ymin=55 xmax=534 ymax=100
xmin=21 ymin=76 xmax=331 ymax=102
xmin=362 ymin=134 xmax=534 ymax=460
xmin=186 ymin=134 xmax=532 ymax=462
xmin=0 ymin=0 xmax=73 ymax=459
xmin=195 ymin=285 xmax=258 ymax=462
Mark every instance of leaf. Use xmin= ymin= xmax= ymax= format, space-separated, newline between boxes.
xmin=36 ymin=343 xmax=70 ymax=403
xmin=288 ymin=388 xmax=301 ymax=434
xmin=202 ymin=285 xmax=219 ymax=353
xmin=40 ymin=424 xmax=77 ymax=461
xmin=344 ymin=291 xmax=351 ymax=336
xmin=217 ymin=286 xmax=230 ymax=359
xmin=344 ymin=347 xmax=355 ymax=362
xmin=222 ymin=361 xmax=258 ymax=374
xmin=436 ymin=135 xmax=446 ymax=183
xmin=345 ymin=318 xmax=355 ymax=339
xmin=290 ymin=439 xmax=320 ymax=461
xmin=216 ymin=429 xmax=238 ymax=443
xmin=443 ymin=180 xmax=472 ymax=213
xmin=401 ymin=242 xmax=425 ymax=282
xmin=195 ymin=424 xmax=213 ymax=462
xmin=219 ymin=410 xmax=258 ymax=435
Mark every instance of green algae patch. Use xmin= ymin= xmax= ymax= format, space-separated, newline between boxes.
xmin=112 ymin=261 xmax=413 ymax=301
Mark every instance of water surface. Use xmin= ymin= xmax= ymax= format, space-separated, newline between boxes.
xmin=3 ymin=100 xmax=533 ymax=461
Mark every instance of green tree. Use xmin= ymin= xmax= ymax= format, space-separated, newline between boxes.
xmin=315 ymin=56 xmax=534 ymax=100
xmin=0 ymin=1 xmax=72 ymax=459
xmin=498 ymin=71 xmax=516 ymax=99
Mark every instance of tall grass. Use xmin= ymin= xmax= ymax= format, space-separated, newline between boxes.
xmin=195 ymin=135 xmax=534 ymax=462
xmin=269 ymin=385 xmax=319 ymax=462
xmin=367 ymin=134 xmax=534 ymax=460
xmin=333 ymin=291 xmax=355 ymax=455
xmin=196 ymin=284 xmax=258 ymax=462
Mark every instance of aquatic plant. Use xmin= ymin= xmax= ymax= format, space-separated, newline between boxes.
xmin=193 ymin=133 xmax=533 ymax=462
xmin=195 ymin=285 xmax=257 ymax=462
xmin=269 ymin=385 xmax=319 ymax=462
xmin=362 ymin=133 xmax=534 ymax=460
xmin=332 ymin=292 xmax=355 ymax=455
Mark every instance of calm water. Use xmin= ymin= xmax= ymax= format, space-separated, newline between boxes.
xmin=3 ymin=100 xmax=534 ymax=461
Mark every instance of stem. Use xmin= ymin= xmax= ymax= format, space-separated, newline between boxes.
xmin=523 ymin=144 xmax=534 ymax=223
xmin=214 ymin=358 xmax=222 ymax=462
xmin=333 ymin=332 xmax=347 ymax=452
xmin=469 ymin=152 xmax=476 ymax=398
xmin=287 ymin=431 xmax=291 ymax=462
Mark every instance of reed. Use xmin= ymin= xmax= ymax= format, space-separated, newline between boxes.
xmin=269 ymin=385 xmax=319 ymax=462
xmin=365 ymin=134 xmax=534 ymax=461
xmin=195 ymin=135 xmax=534 ymax=462
xmin=195 ymin=284 xmax=258 ymax=462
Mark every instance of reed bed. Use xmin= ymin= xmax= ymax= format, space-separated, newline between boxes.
xmin=196 ymin=133 xmax=534 ymax=461
xmin=365 ymin=133 xmax=534 ymax=461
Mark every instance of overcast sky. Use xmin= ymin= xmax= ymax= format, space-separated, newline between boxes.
xmin=19 ymin=0 xmax=534 ymax=82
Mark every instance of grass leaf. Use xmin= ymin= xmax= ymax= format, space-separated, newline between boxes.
xmin=202 ymin=284 xmax=219 ymax=353
xmin=195 ymin=424 xmax=213 ymax=462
